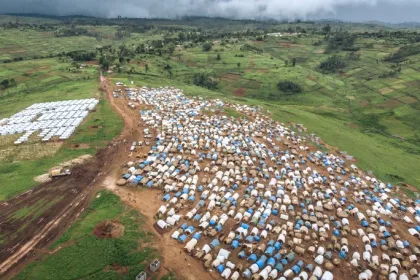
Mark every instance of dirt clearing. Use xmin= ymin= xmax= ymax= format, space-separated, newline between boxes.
xmin=233 ymin=88 xmax=246 ymax=96
xmin=220 ymin=73 xmax=240 ymax=82
xmin=93 ymin=220 xmax=125 ymax=238
xmin=379 ymin=87 xmax=394 ymax=95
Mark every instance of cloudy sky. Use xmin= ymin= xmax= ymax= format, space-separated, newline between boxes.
xmin=1 ymin=0 xmax=419 ymax=23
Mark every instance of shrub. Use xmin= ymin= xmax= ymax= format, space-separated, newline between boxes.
xmin=276 ymin=81 xmax=303 ymax=95
xmin=319 ymin=55 xmax=347 ymax=73
xmin=192 ymin=72 xmax=218 ymax=89
xmin=386 ymin=44 xmax=420 ymax=62
xmin=202 ymin=43 xmax=212 ymax=52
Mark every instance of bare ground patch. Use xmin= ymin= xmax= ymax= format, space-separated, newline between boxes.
xmin=93 ymin=220 xmax=125 ymax=238
xmin=70 ymin=143 xmax=91 ymax=149
xmin=397 ymin=96 xmax=418 ymax=104
xmin=0 ymin=141 xmax=63 ymax=161
xmin=276 ymin=42 xmax=302 ymax=48
xmin=379 ymin=87 xmax=394 ymax=95
xmin=348 ymin=123 xmax=359 ymax=129
xmin=359 ymin=100 xmax=370 ymax=107
xmin=0 ymin=48 xmax=26 ymax=54
xmin=233 ymin=88 xmax=247 ymax=96
xmin=377 ymin=99 xmax=402 ymax=109
xmin=26 ymin=66 xmax=50 ymax=74
xmin=257 ymin=69 xmax=269 ymax=73
xmin=220 ymin=73 xmax=241 ymax=82
xmin=85 ymin=60 xmax=99 ymax=65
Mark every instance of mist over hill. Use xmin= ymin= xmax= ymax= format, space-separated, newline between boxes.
xmin=1 ymin=0 xmax=420 ymax=23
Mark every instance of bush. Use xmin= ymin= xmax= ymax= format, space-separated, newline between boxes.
xmin=319 ymin=55 xmax=347 ymax=73
xmin=202 ymin=43 xmax=212 ymax=52
xmin=386 ymin=44 xmax=420 ymax=62
xmin=276 ymin=81 xmax=303 ymax=95
xmin=192 ymin=72 xmax=218 ymax=89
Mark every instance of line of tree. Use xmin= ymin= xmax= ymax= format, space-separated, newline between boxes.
xmin=66 ymin=50 xmax=96 ymax=61
xmin=54 ymin=26 xmax=90 ymax=37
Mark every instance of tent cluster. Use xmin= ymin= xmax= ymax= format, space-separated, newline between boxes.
xmin=118 ymin=87 xmax=420 ymax=280
xmin=0 ymin=99 xmax=98 ymax=144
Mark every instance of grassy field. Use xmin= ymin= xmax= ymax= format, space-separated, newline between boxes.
xmin=0 ymin=23 xmax=162 ymax=61
xmin=14 ymin=191 xmax=157 ymax=280
xmin=0 ymin=59 xmax=123 ymax=200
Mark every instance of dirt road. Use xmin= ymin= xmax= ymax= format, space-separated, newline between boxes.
xmin=108 ymin=186 xmax=220 ymax=280
xmin=0 ymin=74 xmax=137 ymax=277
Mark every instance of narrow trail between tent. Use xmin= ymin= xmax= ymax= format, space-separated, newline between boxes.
xmin=0 ymin=73 xmax=138 ymax=278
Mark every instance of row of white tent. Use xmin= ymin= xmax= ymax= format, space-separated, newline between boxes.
xmin=1 ymin=99 xmax=98 ymax=144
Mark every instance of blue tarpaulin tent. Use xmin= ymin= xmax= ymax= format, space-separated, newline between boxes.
xmin=178 ymin=234 xmax=187 ymax=243
xmin=247 ymin=254 xmax=257 ymax=262
xmin=210 ymin=239 xmax=220 ymax=248
xmin=256 ymin=256 xmax=267 ymax=268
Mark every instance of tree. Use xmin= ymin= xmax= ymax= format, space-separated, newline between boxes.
xmin=216 ymin=54 xmax=221 ymax=60
xmin=178 ymin=32 xmax=186 ymax=41
xmin=202 ymin=43 xmax=212 ymax=52
xmin=167 ymin=45 xmax=175 ymax=55
xmin=284 ymin=60 xmax=289 ymax=67
xmin=292 ymin=57 xmax=297 ymax=67
xmin=163 ymin=64 xmax=172 ymax=77
xmin=322 ymin=24 xmax=332 ymax=34
xmin=119 ymin=56 xmax=124 ymax=64
xmin=237 ymin=62 xmax=241 ymax=68
xmin=145 ymin=64 xmax=149 ymax=73
xmin=115 ymin=64 xmax=121 ymax=73
xmin=99 ymin=56 xmax=110 ymax=70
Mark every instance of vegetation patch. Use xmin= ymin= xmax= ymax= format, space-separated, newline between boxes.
xmin=276 ymin=80 xmax=303 ymax=95
xmin=318 ymin=55 xmax=347 ymax=73
xmin=386 ymin=44 xmax=420 ymax=62
xmin=192 ymin=72 xmax=218 ymax=89
xmin=15 ymin=191 xmax=156 ymax=280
